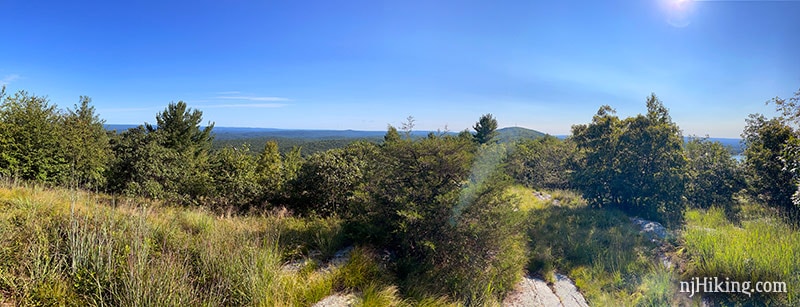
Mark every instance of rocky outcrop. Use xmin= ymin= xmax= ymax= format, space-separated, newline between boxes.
xmin=503 ymin=273 xmax=588 ymax=307
xmin=553 ymin=273 xmax=589 ymax=307
xmin=503 ymin=276 xmax=562 ymax=307
xmin=311 ymin=293 xmax=358 ymax=307
xmin=631 ymin=217 xmax=669 ymax=241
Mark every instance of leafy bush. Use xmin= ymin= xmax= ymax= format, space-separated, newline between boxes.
xmin=208 ymin=144 xmax=261 ymax=211
xmin=572 ymin=95 xmax=687 ymax=227
xmin=506 ymin=135 xmax=579 ymax=190
xmin=684 ymin=137 xmax=745 ymax=213
xmin=288 ymin=141 xmax=377 ymax=216
xmin=355 ymin=132 xmax=527 ymax=303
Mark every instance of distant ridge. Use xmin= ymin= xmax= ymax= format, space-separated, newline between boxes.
xmin=495 ymin=127 xmax=547 ymax=143
xmin=106 ymin=125 xmax=451 ymax=140
xmin=106 ymin=124 xmax=551 ymax=143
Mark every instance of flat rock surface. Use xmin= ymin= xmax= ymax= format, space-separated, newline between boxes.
xmin=503 ymin=275 xmax=562 ymax=306
xmin=311 ymin=293 xmax=357 ymax=307
xmin=553 ymin=273 xmax=590 ymax=307
xmin=504 ymin=273 xmax=589 ymax=307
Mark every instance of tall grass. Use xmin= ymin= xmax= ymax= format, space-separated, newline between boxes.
xmin=0 ymin=183 xmax=350 ymax=306
xmin=683 ymin=205 xmax=800 ymax=305
xmin=523 ymin=186 xmax=673 ymax=306
xmin=0 ymin=182 xmax=461 ymax=306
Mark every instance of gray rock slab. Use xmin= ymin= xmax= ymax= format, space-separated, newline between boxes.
xmin=503 ymin=276 xmax=563 ymax=307
xmin=553 ymin=273 xmax=589 ymax=307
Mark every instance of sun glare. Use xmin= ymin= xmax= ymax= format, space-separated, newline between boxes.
xmin=662 ymin=0 xmax=695 ymax=28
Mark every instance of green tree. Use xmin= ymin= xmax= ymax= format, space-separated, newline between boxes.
xmin=61 ymin=96 xmax=112 ymax=189
xmin=281 ymin=146 xmax=303 ymax=183
xmin=0 ymin=89 xmax=67 ymax=183
xmin=288 ymin=142 xmax=375 ymax=216
xmin=146 ymin=101 xmax=214 ymax=154
xmin=506 ymin=135 xmax=579 ymax=190
xmin=572 ymin=94 xmax=687 ymax=226
xmin=209 ymin=144 xmax=260 ymax=210
xmin=742 ymin=114 xmax=796 ymax=210
xmin=384 ymin=125 xmax=401 ymax=144
xmin=354 ymin=130 xmax=525 ymax=302
xmin=685 ymin=137 xmax=745 ymax=211
xmin=473 ymin=113 xmax=498 ymax=145
xmin=107 ymin=126 xmax=173 ymax=199
xmin=109 ymin=102 xmax=215 ymax=203
xmin=256 ymin=140 xmax=284 ymax=199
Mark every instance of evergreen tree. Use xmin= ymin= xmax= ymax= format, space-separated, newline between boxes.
xmin=473 ymin=113 xmax=498 ymax=145
xmin=146 ymin=101 xmax=214 ymax=154
xmin=384 ymin=125 xmax=401 ymax=144
xmin=109 ymin=101 xmax=215 ymax=203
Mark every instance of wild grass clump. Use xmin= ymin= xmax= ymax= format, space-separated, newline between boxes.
xmin=683 ymin=205 xmax=800 ymax=305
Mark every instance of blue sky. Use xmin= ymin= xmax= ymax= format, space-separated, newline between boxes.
xmin=1 ymin=0 xmax=798 ymax=138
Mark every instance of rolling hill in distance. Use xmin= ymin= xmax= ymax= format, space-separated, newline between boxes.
xmin=105 ymin=125 xmax=549 ymax=142
xmin=106 ymin=124 xmax=743 ymax=155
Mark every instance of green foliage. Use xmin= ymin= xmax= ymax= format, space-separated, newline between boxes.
xmin=742 ymin=114 xmax=797 ymax=211
xmin=146 ymin=101 xmax=214 ymax=154
xmin=282 ymin=146 xmax=303 ymax=181
xmin=356 ymin=131 xmax=526 ymax=303
xmin=684 ymin=137 xmax=745 ymax=212
xmin=0 ymin=90 xmax=67 ymax=183
xmin=107 ymin=126 xmax=177 ymax=200
xmin=572 ymin=94 xmax=687 ymax=226
xmin=61 ymin=96 xmax=112 ymax=189
xmin=108 ymin=102 xmax=215 ymax=204
xmin=256 ymin=141 xmax=285 ymax=201
xmin=473 ymin=113 xmax=498 ymax=145
xmin=208 ymin=144 xmax=261 ymax=210
xmin=289 ymin=142 xmax=376 ymax=216
xmin=213 ymin=136 xmax=382 ymax=156
xmin=506 ymin=135 xmax=579 ymax=190
xmin=384 ymin=126 xmax=401 ymax=144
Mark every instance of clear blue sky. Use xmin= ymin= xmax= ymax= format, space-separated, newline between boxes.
xmin=1 ymin=0 xmax=798 ymax=138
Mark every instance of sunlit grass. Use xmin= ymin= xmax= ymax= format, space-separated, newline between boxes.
xmin=505 ymin=185 xmax=586 ymax=212
xmin=521 ymin=186 xmax=673 ymax=306
xmin=0 ymin=182 xmax=460 ymax=305
xmin=683 ymin=205 xmax=800 ymax=305
xmin=0 ymin=183 xmax=336 ymax=305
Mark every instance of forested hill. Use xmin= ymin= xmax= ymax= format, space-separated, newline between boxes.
xmin=105 ymin=124 xmax=549 ymax=155
xmin=495 ymin=127 xmax=547 ymax=143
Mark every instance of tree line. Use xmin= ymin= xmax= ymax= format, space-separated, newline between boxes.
xmin=1 ymin=84 xmax=796 ymax=227
xmin=2 ymin=85 xmax=799 ymax=300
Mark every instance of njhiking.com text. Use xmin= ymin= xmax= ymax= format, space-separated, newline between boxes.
xmin=680 ymin=277 xmax=787 ymax=298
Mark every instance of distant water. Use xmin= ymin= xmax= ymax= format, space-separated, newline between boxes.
xmin=733 ymin=154 xmax=744 ymax=162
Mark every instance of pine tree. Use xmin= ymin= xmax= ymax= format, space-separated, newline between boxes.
xmin=473 ymin=113 xmax=498 ymax=145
